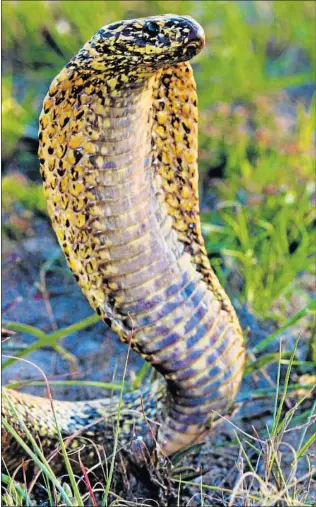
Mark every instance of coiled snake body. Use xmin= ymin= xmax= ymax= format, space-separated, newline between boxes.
xmin=2 ymin=15 xmax=245 ymax=472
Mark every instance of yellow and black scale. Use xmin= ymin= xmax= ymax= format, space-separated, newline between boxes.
xmin=2 ymin=14 xmax=245 ymax=472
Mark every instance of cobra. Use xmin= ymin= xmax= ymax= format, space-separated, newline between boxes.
xmin=2 ymin=14 xmax=245 ymax=472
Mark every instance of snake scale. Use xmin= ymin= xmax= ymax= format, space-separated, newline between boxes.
xmin=2 ymin=15 xmax=245 ymax=473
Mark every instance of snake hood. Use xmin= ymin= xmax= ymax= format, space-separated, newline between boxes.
xmin=75 ymin=15 xmax=205 ymax=75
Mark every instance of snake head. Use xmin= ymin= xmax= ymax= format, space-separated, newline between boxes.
xmin=81 ymin=14 xmax=205 ymax=74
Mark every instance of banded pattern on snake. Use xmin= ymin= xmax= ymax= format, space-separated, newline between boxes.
xmin=2 ymin=14 xmax=245 ymax=472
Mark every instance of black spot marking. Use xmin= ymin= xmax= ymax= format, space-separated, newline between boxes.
xmin=55 ymin=92 xmax=66 ymax=106
xmin=89 ymin=155 xmax=97 ymax=168
xmin=76 ymin=110 xmax=84 ymax=120
xmin=96 ymin=90 xmax=105 ymax=105
xmin=74 ymin=149 xmax=83 ymax=165
xmin=62 ymin=117 xmax=70 ymax=128
xmin=165 ymin=19 xmax=179 ymax=28
xmin=182 ymin=122 xmax=190 ymax=134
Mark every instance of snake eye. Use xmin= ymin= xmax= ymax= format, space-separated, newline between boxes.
xmin=143 ymin=21 xmax=160 ymax=36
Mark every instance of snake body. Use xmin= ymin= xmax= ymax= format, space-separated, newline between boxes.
xmin=2 ymin=15 xmax=244 ymax=471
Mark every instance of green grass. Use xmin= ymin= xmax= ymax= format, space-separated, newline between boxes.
xmin=2 ymin=314 xmax=100 ymax=370
xmin=2 ymin=174 xmax=47 ymax=215
xmin=2 ymin=348 xmax=132 ymax=507
xmin=201 ymin=95 xmax=315 ymax=317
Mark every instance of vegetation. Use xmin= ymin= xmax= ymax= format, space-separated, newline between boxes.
xmin=2 ymin=1 xmax=315 ymax=505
